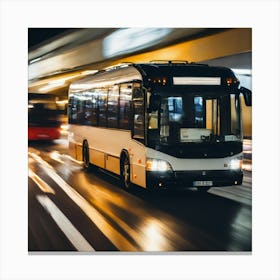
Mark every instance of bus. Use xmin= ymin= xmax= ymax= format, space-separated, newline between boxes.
xmin=68 ymin=61 xmax=252 ymax=191
xmin=28 ymin=93 xmax=61 ymax=141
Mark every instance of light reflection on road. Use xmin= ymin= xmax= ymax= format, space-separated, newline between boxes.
xmin=28 ymin=140 xmax=252 ymax=252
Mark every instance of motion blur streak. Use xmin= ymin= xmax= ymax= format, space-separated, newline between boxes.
xmin=103 ymin=28 xmax=172 ymax=58
xmin=29 ymin=152 xmax=138 ymax=251
xmin=36 ymin=195 xmax=94 ymax=251
xmin=28 ymin=168 xmax=55 ymax=194
xmin=228 ymin=207 xmax=252 ymax=250
xmin=142 ymin=219 xmax=170 ymax=251
xmin=50 ymin=151 xmax=65 ymax=164
xmin=30 ymin=150 xmax=182 ymax=251
xmin=79 ymin=174 xmax=191 ymax=251
xmin=78 ymin=174 xmax=174 ymax=251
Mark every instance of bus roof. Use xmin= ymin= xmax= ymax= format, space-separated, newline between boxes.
xmin=135 ymin=62 xmax=235 ymax=78
xmin=69 ymin=62 xmax=236 ymax=91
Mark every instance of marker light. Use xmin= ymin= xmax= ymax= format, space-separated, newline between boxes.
xmin=148 ymin=77 xmax=167 ymax=85
xmin=225 ymin=77 xmax=239 ymax=86
xmin=146 ymin=158 xmax=172 ymax=172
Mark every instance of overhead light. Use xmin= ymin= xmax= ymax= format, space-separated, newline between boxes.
xmin=103 ymin=28 xmax=172 ymax=58
xmin=30 ymin=57 xmax=43 ymax=64
xmin=39 ymin=80 xmax=66 ymax=92
xmin=37 ymin=70 xmax=98 ymax=92
xmin=81 ymin=70 xmax=98 ymax=75
xmin=50 ymin=80 xmax=66 ymax=86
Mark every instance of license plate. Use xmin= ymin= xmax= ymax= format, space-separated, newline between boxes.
xmin=193 ymin=181 xmax=213 ymax=187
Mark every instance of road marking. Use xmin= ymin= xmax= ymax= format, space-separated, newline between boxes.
xmin=29 ymin=169 xmax=55 ymax=194
xmin=36 ymin=194 xmax=95 ymax=252
xmin=29 ymin=151 xmax=138 ymax=251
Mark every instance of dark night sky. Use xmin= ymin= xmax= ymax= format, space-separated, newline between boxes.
xmin=28 ymin=28 xmax=72 ymax=48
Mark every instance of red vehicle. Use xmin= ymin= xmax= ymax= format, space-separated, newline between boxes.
xmin=28 ymin=93 xmax=61 ymax=141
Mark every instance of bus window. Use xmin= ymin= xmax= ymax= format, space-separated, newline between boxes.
xmin=155 ymin=92 xmax=241 ymax=144
xmin=194 ymin=96 xmax=205 ymax=128
xmin=98 ymin=88 xmax=108 ymax=127
xmin=119 ymin=84 xmax=132 ymax=129
xmin=148 ymin=111 xmax=159 ymax=129
xmin=76 ymin=95 xmax=86 ymax=124
xmin=107 ymin=85 xmax=119 ymax=128
xmin=168 ymin=97 xmax=183 ymax=122
xmin=68 ymin=95 xmax=77 ymax=124
xmin=88 ymin=90 xmax=98 ymax=126
xmin=148 ymin=93 xmax=160 ymax=129
xmin=82 ymin=92 xmax=96 ymax=126
xmin=132 ymin=88 xmax=145 ymax=141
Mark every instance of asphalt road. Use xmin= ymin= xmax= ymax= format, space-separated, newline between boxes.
xmin=28 ymin=138 xmax=252 ymax=252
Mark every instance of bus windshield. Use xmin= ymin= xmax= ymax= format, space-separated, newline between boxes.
xmin=148 ymin=89 xmax=242 ymax=146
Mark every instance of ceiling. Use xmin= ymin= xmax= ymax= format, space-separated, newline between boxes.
xmin=28 ymin=28 xmax=252 ymax=99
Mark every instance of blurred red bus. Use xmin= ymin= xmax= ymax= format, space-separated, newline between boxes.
xmin=28 ymin=93 xmax=61 ymax=141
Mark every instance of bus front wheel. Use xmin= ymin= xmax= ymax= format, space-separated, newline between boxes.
xmin=121 ymin=154 xmax=131 ymax=190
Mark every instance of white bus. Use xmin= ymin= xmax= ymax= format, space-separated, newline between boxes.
xmin=68 ymin=61 xmax=251 ymax=191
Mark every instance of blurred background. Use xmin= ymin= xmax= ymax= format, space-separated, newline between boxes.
xmin=28 ymin=28 xmax=252 ymax=138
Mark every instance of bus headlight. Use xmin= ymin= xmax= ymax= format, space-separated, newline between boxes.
xmin=229 ymin=158 xmax=242 ymax=170
xmin=146 ymin=158 xmax=173 ymax=172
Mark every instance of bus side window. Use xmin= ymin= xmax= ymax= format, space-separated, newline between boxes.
xmin=98 ymin=87 xmax=108 ymax=127
xmin=107 ymin=85 xmax=119 ymax=128
xmin=119 ymin=84 xmax=132 ymax=129
xmin=132 ymin=88 xmax=145 ymax=141
xmin=89 ymin=89 xmax=98 ymax=126
xmin=69 ymin=94 xmax=78 ymax=124
xmin=76 ymin=96 xmax=86 ymax=124
xmin=68 ymin=96 xmax=74 ymax=123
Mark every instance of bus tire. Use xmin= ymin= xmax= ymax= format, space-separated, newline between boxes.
xmin=120 ymin=152 xmax=131 ymax=190
xmin=82 ymin=140 xmax=90 ymax=170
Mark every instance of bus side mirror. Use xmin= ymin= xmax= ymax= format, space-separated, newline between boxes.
xmin=149 ymin=95 xmax=161 ymax=111
xmin=240 ymin=87 xmax=252 ymax=106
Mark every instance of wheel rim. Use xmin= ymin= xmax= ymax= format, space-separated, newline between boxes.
xmin=83 ymin=144 xmax=89 ymax=168
xmin=123 ymin=158 xmax=130 ymax=189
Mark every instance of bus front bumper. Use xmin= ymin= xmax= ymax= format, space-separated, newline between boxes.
xmin=146 ymin=170 xmax=243 ymax=190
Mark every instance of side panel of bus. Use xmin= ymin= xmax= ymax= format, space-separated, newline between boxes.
xmin=68 ymin=125 xmax=147 ymax=188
